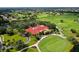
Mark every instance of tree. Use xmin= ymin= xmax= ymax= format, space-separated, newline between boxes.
xmin=1 ymin=47 xmax=6 ymax=52
xmin=35 ymin=35 xmax=41 ymax=40
xmin=60 ymin=20 xmax=64 ymax=23
xmin=76 ymin=33 xmax=79 ymax=37
xmin=35 ymin=32 xmax=43 ymax=40
xmin=38 ymin=21 xmax=56 ymax=29
xmin=0 ymin=16 xmax=3 ymax=25
xmin=70 ymin=29 xmax=76 ymax=33
xmin=0 ymin=26 xmax=6 ymax=34
xmin=0 ymin=15 xmax=10 ymax=26
xmin=6 ymin=27 xmax=14 ymax=36
xmin=68 ymin=37 xmax=78 ymax=45
xmin=70 ymin=44 xmax=79 ymax=52
xmin=6 ymin=49 xmax=10 ymax=52
xmin=16 ymin=40 xmax=28 ymax=50
xmin=0 ymin=42 xmax=3 ymax=49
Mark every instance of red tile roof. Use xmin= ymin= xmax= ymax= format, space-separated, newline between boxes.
xmin=26 ymin=25 xmax=48 ymax=35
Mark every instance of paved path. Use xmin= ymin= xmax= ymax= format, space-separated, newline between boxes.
xmin=18 ymin=36 xmax=48 ymax=52
xmin=19 ymin=26 xmax=66 ymax=52
xmin=56 ymin=26 xmax=66 ymax=37
xmin=0 ymin=37 xmax=2 ymax=43
xmin=51 ymin=34 xmax=66 ymax=39
xmin=25 ymin=37 xmax=30 ymax=44
xmin=0 ymin=35 xmax=4 ymax=44
xmin=0 ymin=26 xmax=66 ymax=52
xmin=19 ymin=33 xmax=66 ymax=52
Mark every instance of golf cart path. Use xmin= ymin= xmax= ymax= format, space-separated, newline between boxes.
xmin=19 ymin=33 xmax=66 ymax=52
xmin=0 ymin=26 xmax=66 ymax=52
xmin=19 ymin=26 xmax=66 ymax=52
xmin=0 ymin=35 xmax=4 ymax=43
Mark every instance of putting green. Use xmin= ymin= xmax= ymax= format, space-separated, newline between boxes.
xmin=38 ymin=35 xmax=73 ymax=52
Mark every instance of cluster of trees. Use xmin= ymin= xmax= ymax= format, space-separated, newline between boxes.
xmin=70 ymin=28 xmax=79 ymax=37
xmin=0 ymin=16 xmax=10 ymax=35
xmin=11 ymin=17 xmax=56 ymax=34
xmin=37 ymin=21 xmax=56 ymax=29
xmin=69 ymin=36 xmax=79 ymax=52
xmin=0 ymin=26 xmax=6 ymax=34
xmin=16 ymin=40 xmax=28 ymax=51
xmin=0 ymin=11 xmax=59 ymax=35
xmin=68 ymin=37 xmax=79 ymax=45
xmin=76 ymin=33 xmax=79 ymax=37
xmin=68 ymin=31 xmax=79 ymax=52
xmin=70 ymin=29 xmax=77 ymax=33
xmin=70 ymin=44 xmax=79 ymax=52
xmin=0 ymin=39 xmax=29 ymax=52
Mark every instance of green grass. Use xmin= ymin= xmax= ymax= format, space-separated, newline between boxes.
xmin=39 ymin=35 xmax=73 ymax=52
xmin=27 ymin=48 xmax=38 ymax=52
xmin=28 ymin=36 xmax=38 ymax=46
xmin=3 ymin=34 xmax=38 ymax=52
xmin=37 ymin=13 xmax=48 ymax=18
xmin=3 ymin=34 xmax=26 ymax=42
xmin=9 ymin=48 xmax=17 ymax=52
xmin=37 ymin=13 xmax=79 ymax=37
xmin=3 ymin=34 xmax=38 ymax=45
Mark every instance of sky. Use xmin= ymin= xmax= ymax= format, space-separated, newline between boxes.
xmin=0 ymin=0 xmax=79 ymax=7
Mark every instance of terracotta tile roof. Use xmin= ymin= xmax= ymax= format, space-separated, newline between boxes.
xmin=26 ymin=25 xmax=48 ymax=35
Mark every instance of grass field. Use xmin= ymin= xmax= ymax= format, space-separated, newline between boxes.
xmin=28 ymin=36 xmax=38 ymax=46
xmin=37 ymin=13 xmax=79 ymax=37
xmin=27 ymin=48 xmax=38 ymax=52
xmin=38 ymin=35 xmax=73 ymax=52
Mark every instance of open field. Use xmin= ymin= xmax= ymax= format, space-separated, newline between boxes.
xmin=38 ymin=35 xmax=73 ymax=52
xmin=37 ymin=13 xmax=79 ymax=37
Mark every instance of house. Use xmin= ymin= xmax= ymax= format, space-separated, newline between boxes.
xmin=26 ymin=25 xmax=49 ymax=35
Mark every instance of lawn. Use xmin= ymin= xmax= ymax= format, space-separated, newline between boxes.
xmin=37 ymin=13 xmax=79 ymax=37
xmin=28 ymin=36 xmax=38 ymax=46
xmin=38 ymin=35 xmax=73 ymax=52
xmin=27 ymin=48 xmax=38 ymax=52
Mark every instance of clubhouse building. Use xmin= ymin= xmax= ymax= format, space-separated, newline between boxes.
xmin=26 ymin=25 xmax=49 ymax=35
